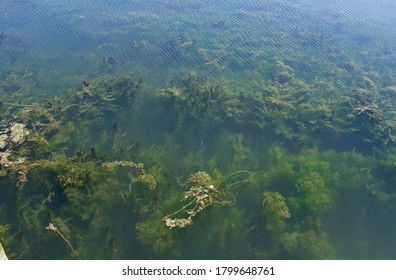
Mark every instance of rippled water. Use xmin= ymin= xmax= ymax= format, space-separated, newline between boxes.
xmin=1 ymin=0 xmax=396 ymax=259
xmin=2 ymin=0 xmax=395 ymax=87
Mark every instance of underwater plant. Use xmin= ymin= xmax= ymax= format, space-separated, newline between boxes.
xmin=262 ymin=191 xmax=291 ymax=233
xmin=0 ymin=68 xmax=395 ymax=260
xmin=163 ymin=170 xmax=253 ymax=229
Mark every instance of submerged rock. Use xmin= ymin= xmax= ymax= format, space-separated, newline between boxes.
xmin=0 ymin=242 xmax=8 ymax=260
xmin=9 ymin=123 xmax=29 ymax=145
xmin=0 ymin=123 xmax=29 ymax=150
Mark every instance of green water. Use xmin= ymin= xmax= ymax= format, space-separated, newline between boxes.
xmin=0 ymin=0 xmax=396 ymax=259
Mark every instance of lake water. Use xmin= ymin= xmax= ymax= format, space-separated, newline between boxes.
xmin=1 ymin=0 xmax=396 ymax=259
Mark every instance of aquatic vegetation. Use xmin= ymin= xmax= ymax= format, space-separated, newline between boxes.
xmin=294 ymin=172 xmax=331 ymax=215
xmin=1 ymin=0 xmax=396 ymax=259
xmin=45 ymin=223 xmax=75 ymax=253
xmin=163 ymin=171 xmax=245 ymax=229
xmin=132 ymin=173 xmax=157 ymax=191
xmin=263 ymin=192 xmax=290 ymax=233
xmin=136 ymin=217 xmax=179 ymax=258
xmin=0 ymin=69 xmax=394 ymax=259
xmin=280 ymin=231 xmax=337 ymax=259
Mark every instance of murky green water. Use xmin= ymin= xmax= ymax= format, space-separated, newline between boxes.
xmin=1 ymin=0 xmax=396 ymax=259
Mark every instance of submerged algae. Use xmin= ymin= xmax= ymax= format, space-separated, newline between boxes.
xmin=0 ymin=72 xmax=395 ymax=259
xmin=163 ymin=171 xmax=240 ymax=229
xmin=263 ymin=192 xmax=290 ymax=233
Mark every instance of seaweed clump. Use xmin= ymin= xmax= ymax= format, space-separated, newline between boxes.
xmin=163 ymin=170 xmax=254 ymax=230
xmin=164 ymin=171 xmax=234 ymax=229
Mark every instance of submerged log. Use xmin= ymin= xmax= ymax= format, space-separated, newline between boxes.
xmin=0 ymin=242 xmax=8 ymax=260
